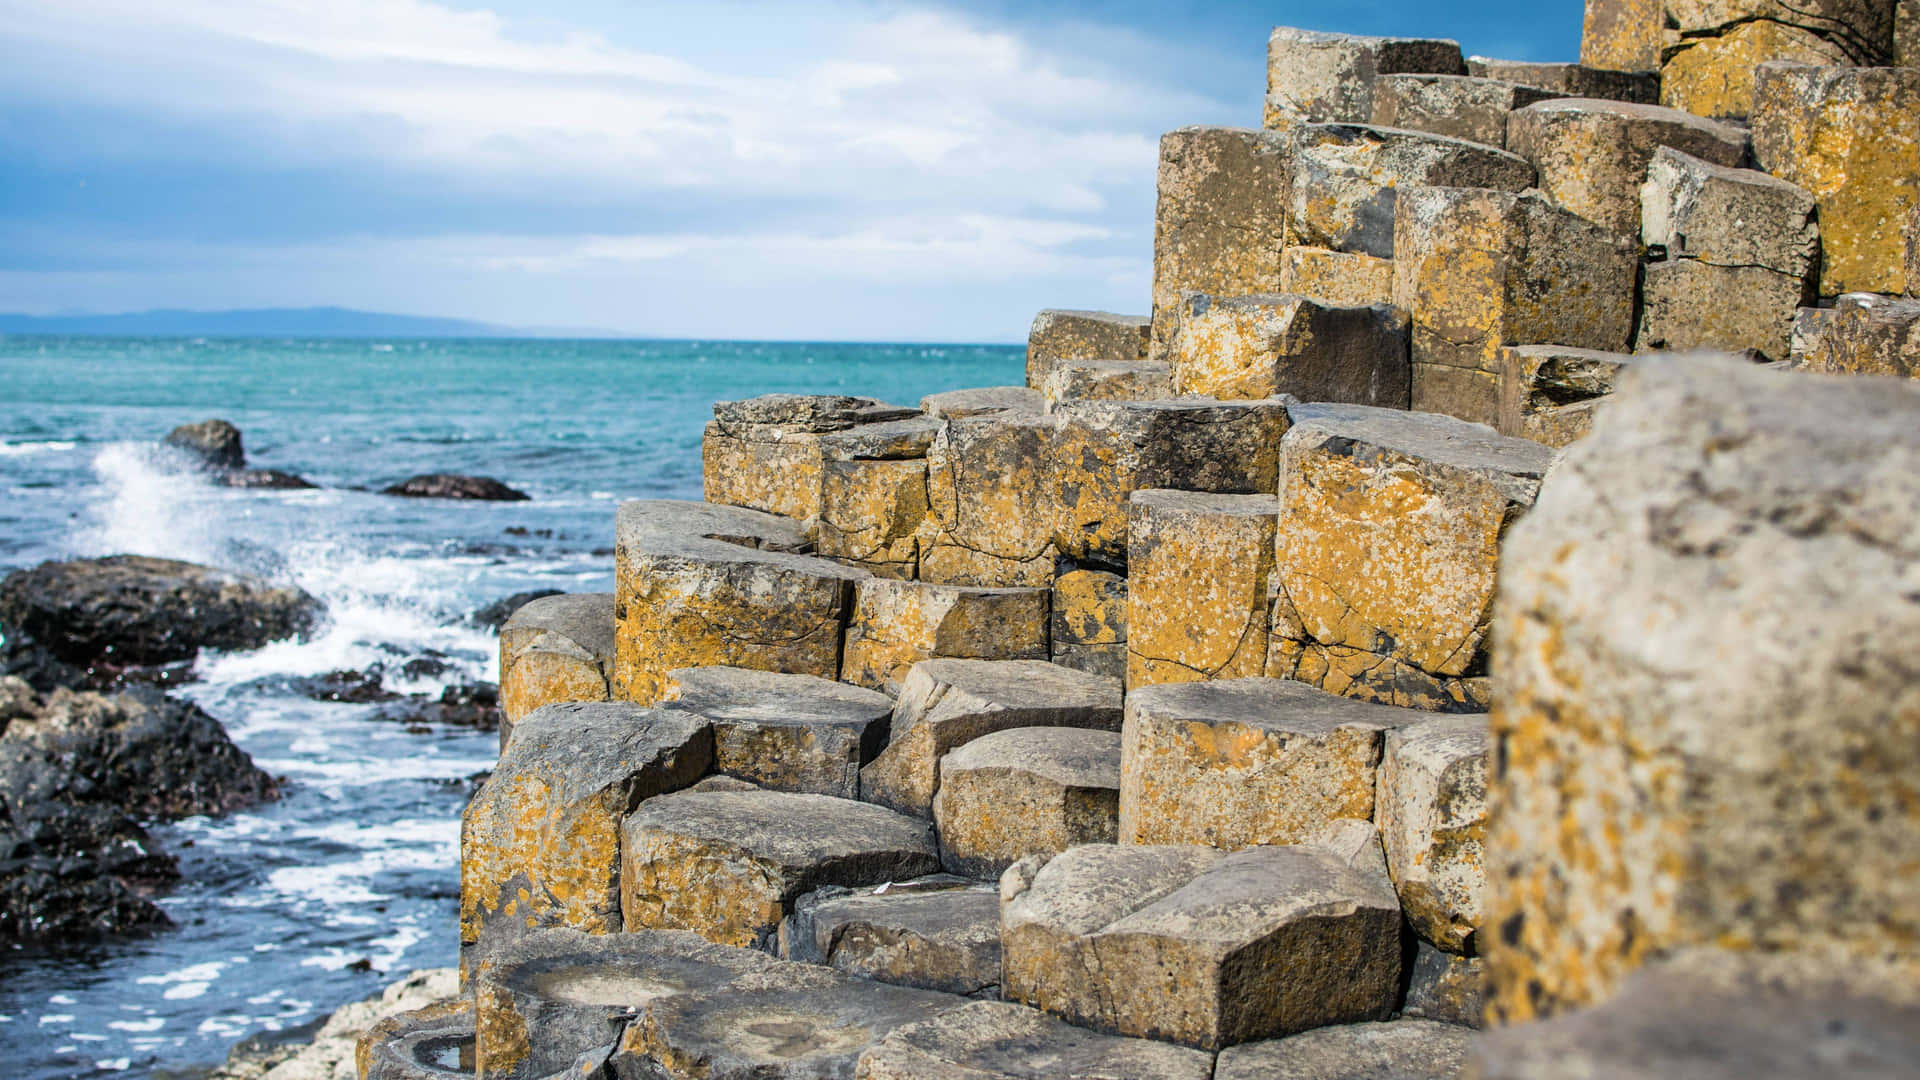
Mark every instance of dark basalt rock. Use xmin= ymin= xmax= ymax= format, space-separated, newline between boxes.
xmin=163 ymin=418 xmax=245 ymax=472
xmin=381 ymin=474 xmax=530 ymax=501
xmin=468 ymin=589 xmax=565 ymax=631
xmin=222 ymin=468 xmax=317 ymax=490
xmin=374 ymin=682 xmax=503 ymax=731
xmin=293 ymin=668 xmax=402 ymax=704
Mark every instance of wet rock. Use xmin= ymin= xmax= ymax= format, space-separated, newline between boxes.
xmin=1124 ymin=491 xmax=1277 ymax=689
xmin=1802 ymin=292 xmax=1920 ymax=377
xmin=1378 ymin=715 xmax=1488 ymax=954
xmin=1661 ymin=0 xmax=1899 ymax=120
xmin=382 ymin=474 xmax=530 ymax=501
xmin=1263 ymin=28 xmax=1465 ymax=131
xmin=469 ymin=589 xmax=565 ymax=632
xmin=1277 ymin=247 xmax=1395 ymax=306
xmin=614 ymin=499 xmax=866 ymax=704
xmin=816 ymin=457 xmax=927 ymax=579
xmin=1403 ymin=941 xmax=1486 ymax=1028
xmin=860 ymin=659 xmax=1123 ymax=819
xmin=1119 ymin=678 xmax=1407 ymax=849
xmin=1214 ymin=1019 xmax=1470 ymax=1080
xmin=919 ymin=387 xmax=1043 ymax=420
xmin=1288 ymin=123 xmax=1535 ymax=259
xmin=357 ymin=998 xmax=474 ymax=1080
xmin=1268 ymin=405 xmax=1550 ymax=710
xmin=293 ymin=667 xmax=401 ymax=704
xmin=376 ymin=682 xmax=504 ymax=733
xmin=1150 ymin=126 xmax=1291 ymax=360
xmin=1485 ymin=356 xmax=1920 ymax=1022
xmin=0 ymin=555 xmax=321 ymax=674
xmin=499 ymin=594 xmax=614 ymax=746
xmin=933 ymin=726 xmax=1120 ymax=878
xmin=1372 ymin=74 xmax=1562 ymax=149
xmin=221 ymin=468 xmax=317 ymax=490
xmin=1507 ymin=98 xmax=1748 ymax=239
xmin=460 ymin=703 xmax=711 ymax=970
xmin=1465 ymin=58 xmax=1660 ymax=103
xmin=1037 ymin=360 xmax=1174 ymax=408
xmin=1024 ymin=310 xmax=1151 ymax=391
xmin=1753 ymin=62 xmax=1920 ymax=297
xmin=1002 ymin=843 xmax=1403 ymax=1050
xmin=620 ymin=789 xmax=938 ymax=949
xmin=1166 ymin=293 xmax=1408 ymax=406
xmin=782 ymin=877 xmax=1001 ymax=996
xmin=840 ymin=579 xmax=1049 ymax=693
xmin=470 ymin=927 xmax=772 ymax=1080
xmin=659 ymin=667 xmax=893 ymax=798
xmin=1393 ymin=186 xmax=1636 ymax=425
xmin=1049 ymin=569 xmax=1126 ymax=680
xmin=1496 ymin=346 xmax=1642 ymax=448
xmin=163 ymin=418 xmax=245 ymax=471
xmin=920 ymin=412 xmax=1059 ymax=587
xmin=856 ymin=1000 xmax=1215 ymax=1080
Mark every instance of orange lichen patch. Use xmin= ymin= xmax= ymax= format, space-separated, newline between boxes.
xmin=621 ymin=831 xmax=788 ymax=948
xmin=816 ymin=458 xmax=928 ymax=579
xmin=1149 ymin=127 xmax=1291 ymax=361
xmin=1660 ymin=19 xmax=1849 ymax=120
xmin=499 ymin=648 xmax=608 ymax=726
xmin=701 ymin=425 xmax=825 ymax=521
xmin=1280 ymin=247 xmax=1395 ymax=307
xmin=1580 ymin=0 xmax=1660 ymax=74
xmin=839 ymin=579 xmax=1049 ymax=692
xmin=1124 ymin=491 xmax=1277 ymax=692
xmin=920 ymin=413 xmax=1060 ymax=587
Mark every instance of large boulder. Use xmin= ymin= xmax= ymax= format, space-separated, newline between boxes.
xmin=1372 ymin=73 xmax=1564 ymax=148
xmin=1165 ymin=293 xmax=1409 ymax=406
xmin=162 ymin=418 xmax=245 ymax=471
xmin=1286 ymin=123 xmax=1535 ymax=258
xmin=932 ymin=726 xmax=1121 ymax=878
xmin=1378 ymin=715 xmax=1490 ymax=954
xmin=1485 ymin=356 xmax=1920 ymax=1023
xmin=1660 ymin=0 xmax=1901 ymax=120
xmin=0 ymin=555 xmax=321 ymax=678
xmin=1025 ymin=309 xmax=1151 ymax=391
xmin=920 ymin=412 xmax=1060 ymax=587
xmin=839 ymin=579 xmax=1049 ymax=693
xmin=381 ymin=474 xmax=530 ymax=501
xmin=497 ymin=593 xmax=615 ymax=748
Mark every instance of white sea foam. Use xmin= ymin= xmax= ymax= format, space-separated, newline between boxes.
xmin=0 ymin=439 xmax=76 ymax=456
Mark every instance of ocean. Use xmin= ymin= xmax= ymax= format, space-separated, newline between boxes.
xmin=0 ymin=335 xmax=1023 ymax=1079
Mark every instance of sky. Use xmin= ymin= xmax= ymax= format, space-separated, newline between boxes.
xmin=0 ymin=1 xmax=1582 ymax=342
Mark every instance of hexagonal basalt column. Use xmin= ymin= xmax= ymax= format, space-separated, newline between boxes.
xmin=497 ymin=592 xmax=614 ymax=751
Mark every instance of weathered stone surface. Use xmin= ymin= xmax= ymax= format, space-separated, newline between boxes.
xmin=620 ymin=789 xmax=938 ymax=950
xmin=460 ymin=704 xmax=712 ymax=970
xmin=816 ymin=416 xmax=944 ymax=462
xmin=1166 ymin=293 xmax=1409 ymax=407
xmin=1119 ymin=678 xmax=1406 ymax=849
xmin=1486 ymin=356 xmax=1920 ymax=1023
xmin=610 ymin=965 xmax=962 ymax=1080
xmin=1025 ymin=310 xmax=1151 ymax=391
xmin=357 ymin=997 xmax=474 ymax=1080
xmin=472 ymin=927 xmax=772 ymax=1080
xmin=614 ymin=498 xmax=809 ymax=552
xmin=921 ymin=387 xmax=1043 ymax=420
xmin=1269 ymin=405 xmax=1550 ymax=710
xmin=782 ymin=877 xmax=1001 ymax=996
xmin=840 ymin=579 xmax=1049 ymax=693
xmin=714 ymin=395 xmax=916 ymax=433
xmin=1002 ymin=843 xmax=1403 ymax=1050
xmin=1378 ymin=715 xmax=1488 ymax=954
xmin=1902 ymin=0 xmax=1920 ymax=66
xmin=1288 ymin=123 xmax=1535 ymax=259
xmin=856 ymin=1000 xmax=1215 ymax=1080
xmin=1473 ymin=953 xmax=1920 ymax=1079
xmin=1393 ymin=186 xmax=1637 ymax=424
xmin=1278 ymin=247 xmax=1395 ymax=306
xmin=658 ymin=667 xmax=893 ymax=798
xmin=933 ymin=726 xmax=1120 ymax=878
xmin=921 ymin=413 xmax=1058 ymax=587
xmin=499 ymin=593 xmax=614 ymax=749
xmin=1150 ymin=126 xmax=1291 ymax=360
xmin=702 ymin=424 xmax=827 ymax=522
xmin=1050 ymin=398 xmax=1290 ymax=567
xmin=1264 ymin=28 xmax=1465 ymax=131
xmin=1038 ymin=360 xmax=1174 ymax=408
xmin=614 ymin=500 xmax=866 ymax=704
xmin=1790 ymin=304 xmax=1837 ymax=366
xmin=1638 ymin=259 xmax=1810 ymax=359
xmin=861 ymin=659 xmax=1123 ymax=818
xmin=1466 ymin=58 xmax=1660 ymax=103
xmin=1496 ymin=346 xmax=1640 ymax=448
xmin=1753 ymin=62 xmax=1920 ymax=296
xmin=1803 ymin=292 xmax=1920 ymax=377
xmin=817 ymin=458 xmax=928 ymax=579
xmin=1215 ymin=1020 xmax=1470 ymax=1080
xmin=1403 ymin=940 xmax=1486 ymax=1028
xmin=1579 ymin=0 xmax=1661 ymax=73
xmin=1508 ymin=99 xmax=1747 ymax=238
xmin=1124 ymin=491 xmax=1277 ymax=689
xmin=1050 ymin=569 xmax=1126 ymax=679
xmin=1661 ymin=1 xmax=1899 ymax=120
xmin=1373 ymin=74 xmax=1562 ymax=148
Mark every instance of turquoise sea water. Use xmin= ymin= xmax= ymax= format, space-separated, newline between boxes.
xmin=0 ymin=336 xmax=1023 ymax=1079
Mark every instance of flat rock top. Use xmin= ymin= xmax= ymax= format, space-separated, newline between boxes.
xmin=1293 ymin=121 xmax=1535 ymax=173
xmin=1126 ymin=677 xmax=1417 ymax=737
xmin=616 ymin=499 xmax=809 ymax=554
xmin=624 ymin=790 xmax=935 ymax=866
xmin=905 ymin=659 xmax=1124 ymax=715
xmin=501 ymin=593 xmax=615 ymax=655
xmin=1057 ymin=395 xmax=1286 ymax=422
xmin=1390 ymin=714 xmax=1489 ymax=764
xmin=816 ymin=416 xmax=944 ymax=461
xmin=855 ymin=578 xmax=1049 ymax=604
xmin=1506 ymin=344 xmax=1637 ymax=364
xmin=1130 ymin=488 xmax=1280 ymax=519
xmin=630 ymin=974 xmax=962 ymax=1074
xmin=941 ymin=726 xmax=1121 ymax=790
xmin=1006 ymin=845 xmax=1224 ymax=937
xmin=662 ymin=666 xmax=893 ymax=727
xmin=1514 ymin=97 xmax=1747 ymax=140
xmin=481 ymin=926 xmax=774 ymax=1004
xmin=863 ymin=999 xmax=1215 ymax=1079
xmin=500 ymin=703 xmax=710 ymax=799
xmin=712 ymin=394 xmax=918 ymax=432
xmin=797 ymin=879 xmax=1000 ymax=941
xmin=1268 ymin=25 xmax=1462 ymax=49
xmin=1107 ymin=846 xmax=1400 ymax=944
xmin=921 ymin=386 xmax=1044 ymax=419
xmin=1285 ymin=402 xmax=1554 ymax=481
xmin=1217 ymin=1019 xmax=1471 ymax=1080
xmin=1035 ymin=309 xmax=1152 ymax=328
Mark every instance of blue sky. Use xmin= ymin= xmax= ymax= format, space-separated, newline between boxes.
xmin=0 ymin=1 xmax=1580 ymax=342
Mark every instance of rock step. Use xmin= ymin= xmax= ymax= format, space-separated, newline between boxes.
xmin=1371 ymin=73 xmax=1565 ymax=149
xmin=840 ymin=579 xmax=1049 ymax=694
xmin=702 ymin=394 xmax=919 ymax=521
xmin=1025 ymin=309 xmax=1152 ymax=392
xmin=357 ymin=998 xmax=476 ymax=1080
xmin=858 ymin=999 xmax=1216 ymax=1080
xmin=860 ymin=659 xmax=1123 ymax=819
xmin=1124 ymin=490 xmax=1278 ymax=690
xmin=933 ymin=726 xmax=1121 ymax=878
xmin=619 ymin=788 xmax=939 ymax=949
xmin=1038 ymin=358 xmax=1173 ymax=408
xmin=659 ymin=666 xmax=893 ymax=799
xmin=498 ymin=593 xmax=615 ymax=750
xmin=1214 ymin=1019 xmax=1471 ymax=1080
xmin=1263 ymin=28 xmax=1466 ymax=133
xmin=1164 ymin=292 xmax=1408 ymax=407
xmin=781 ymin=875 xmax=1001 ymax=997
xmin=1378 ymin=715 xmax=1490 ymax=955
xmin=921 ymin=386 xmax=1043 ymax=419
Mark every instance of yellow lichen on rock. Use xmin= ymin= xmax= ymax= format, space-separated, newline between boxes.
xmin=1124 ymin=490 xmax=1277 ymax=691
xmin=839 ymin=578 xmax=1049 ymax=692
xmin=1280 ymin=247 xmax=1396 ymax=306
xmin=816 ymin=458 xmax=928 ymax=579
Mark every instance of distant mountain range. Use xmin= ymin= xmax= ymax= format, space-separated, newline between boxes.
xmin=0 ymin=306 xmax=628 ymax=339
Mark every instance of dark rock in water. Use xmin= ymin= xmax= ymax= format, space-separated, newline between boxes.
xmin=163 ymin=419 xmax=245 ymax=472
xmin=381 ymin=474 xmax=530 ymax=501
xmin=222 ymin=468 xmax=317 ymax=490
xmin=374 ymin=681 xmax=502 ymax=732
xmin=468 ymin=589 xmax=564 ymax=631
xmin=0 ymin=555 xmax=323 ymax=674
xmin=0 ymin=622 xmax=88 ymax=694
xmin=398 ymin=655 xmax=453 ymax=681
xmin=293 ymin=668 xmax=400 ymax=704
xmin=0 ymin=678 xmax=279 ymax=941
